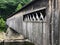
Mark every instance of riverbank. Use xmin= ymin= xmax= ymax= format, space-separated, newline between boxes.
xmin=0 ymin=32 xmax=5 ymax=42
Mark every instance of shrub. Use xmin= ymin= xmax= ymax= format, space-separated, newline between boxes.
xmin=0 ymin=16 xmax=6 ymax=32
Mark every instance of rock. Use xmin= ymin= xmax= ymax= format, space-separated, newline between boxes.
xmin=0 ymin=32 xmax=5 ymax=42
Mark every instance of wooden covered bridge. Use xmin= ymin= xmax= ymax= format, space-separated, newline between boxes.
xmin=6 ymin=0 xmax=60 ymax=45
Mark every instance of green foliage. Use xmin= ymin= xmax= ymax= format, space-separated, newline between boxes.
xmin=0 ymin=18 xmax=5 ymax=27
xmin=0 ymin=0 xmax=32 ymax=19
xmin=16 ymin=0 xmax=32 ymax=11
xmin=16 ymin=3 xmax=22 ymax=11
xmin=0 ymin=0 xmax=32 ymax=32
xmin=0 ymin=16 xmax=6 ymax=32
xmin=22 ymin=0 xmax=32 ymax=4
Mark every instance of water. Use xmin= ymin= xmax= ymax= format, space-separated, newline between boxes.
xmin=0 ymin=41 xmax=34 ymax=45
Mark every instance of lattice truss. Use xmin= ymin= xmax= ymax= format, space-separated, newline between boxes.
xmin=23 ymin=9 xmax=46 ymax=21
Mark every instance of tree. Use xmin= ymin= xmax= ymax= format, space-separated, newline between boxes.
xmin=16 ymin=3 xmax=22 ymax=11
xmin=0 ymin=0 xmax=32 ymax=32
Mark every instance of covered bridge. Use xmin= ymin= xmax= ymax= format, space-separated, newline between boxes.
xmin=6 ymin=0 xmax=60 ymax=45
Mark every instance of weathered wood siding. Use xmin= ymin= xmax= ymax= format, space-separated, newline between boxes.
xmin=22 ymin=20 xmax=50 ymax=45
xmin=6 ymin=12 xmax=24 ymax=33
xmin=57 ymin=0 xmax=60 ymax=45
xmin=6 ymin=0 xmax=48 ymax=34
xmin=6 ymin=0 xmax=50 ymax=45
xmin=24 ymin=0 xmax=48 ymax=14
xmin=6 ymin=0 xmax=60 ymax=45
xmin=49 ymin=0 xmax=60 ymax=45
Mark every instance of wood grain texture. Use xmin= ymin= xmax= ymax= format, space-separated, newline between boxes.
xmin=6 ymin=0 xmax=60 ymax=45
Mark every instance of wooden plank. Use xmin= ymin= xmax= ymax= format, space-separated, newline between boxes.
xmin=15 ymin=16 xmax=23 ymax=33
xmin=23 ymin=22 xmax=27 ymax=38
xmin=31 ymin=22 xmax=43 ymax=45
xmin=26 ymin=22 xmax=30 ymax=38
xmin=29 ymin=22 xmax=33 ymax=42
xmin=43 ymin=22 xmax=50 ymax=45
xmin=36 ymin=23 xmax=43 ymax=45
xmin=58 ymin=0 xmax=60 ymax=45
xmin=26 ymin=22 xmax=33 ymax=41
xmin=51 ymin=0 xmax=59 ymax=45
xmin=24 ymin=7 xmax=46 ymax=15
xmin=43 ymin=23 xmax=46 ymax=45
xmin=32 ymin=23 xmax=37 ymax=44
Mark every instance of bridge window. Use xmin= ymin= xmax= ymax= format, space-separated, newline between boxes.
xmin=23 ymin=9 xmax=46 ymax=22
